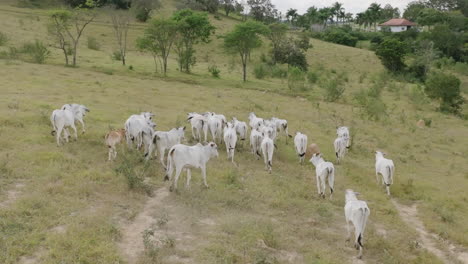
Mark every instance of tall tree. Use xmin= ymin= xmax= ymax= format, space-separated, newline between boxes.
xmin=221 ymin=0 xmax=236 ymax=16
xmin=224 ymin=20 xmax=269 ymax=81
xmin=381 ymin=4 xmax=400 ymax=20
xmin=48 ymin=7 xmax=96 ymax=67
xmin=247 ymin=0 xmax=278 ymax=23
xmin=132 ymin=0 xmax=161 ymax=22
xmin=137 ymin=18 xmax=178 ymax=75
xmin=267 ymin=23 xmax=288 ymax=63
xmin=286 ymin=8 xmax=298 ymax=24
xmin=368 ymin=3 xmax=382 ymax=30
xmin=403 ymin=1 xmax=426 ymax=21
xmin=332 ymin=2 xmax=344 ymax=23
xmin=107 ymin=7 xmax=132 ymax=65
xmin=172 ymin=9 xmax=215 ymax=73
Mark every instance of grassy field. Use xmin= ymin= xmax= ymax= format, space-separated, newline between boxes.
xmin=0 ymin=1 xmax=468 ymax=264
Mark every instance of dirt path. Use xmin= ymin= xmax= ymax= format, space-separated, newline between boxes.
xmin=392 ymin=200 xmax=468 ymax=264
xmin=118 ymin=187 xmax=170 ymax=263
xmin=0 ymin=182 xmax=25 ymax=208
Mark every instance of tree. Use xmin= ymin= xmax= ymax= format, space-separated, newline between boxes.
xmin=107 ymin=7 xmax=132 ymax=65
xmin=318 ymin=7 xmax=334 ymax=27
xmin=420 ymin=24 xmax=465 ymax=60
xmin=403 ymin=1 xmax=426 ymax=21
xmin=172 ymin=9 xmax=215 ymax=73
xmin=137 ymin=18 xmax=178 ymax=75
xmin=381 ymin=4 xmax=400 ymax=20
xmin=267 ymin=23 xmax=288 ymax=63
xmin=331 ymin=2 xmax=344 ymax=23
xmin=221 ymin=0 xmax=236 ymax=16
xmin=425 ymin=71 xmax=464 ymax=114
xmin=48 ymin=10 xmax=71 ymax=65
xmin=247 ymin=0 xmax=278 ymax=23
xmin=286 ymin=8 xmax=298 ymax=24
xmin=375 ymin=38 xmax=408 ymax=72
xmin=224 ymin=20 xmax=269 ymax=81
xmin=417 ymin=8 xmax=448 ymax=27
xmin=48 ymin=7 xmax=96 ymax=67
xmin=132 ymin=0 xmax=161 ymax=22
xmin=368 ymin=3 xmax=382 ymax=30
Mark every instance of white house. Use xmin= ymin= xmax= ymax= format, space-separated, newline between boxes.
xmin=377 ymin=18 xmax=417 ymax=33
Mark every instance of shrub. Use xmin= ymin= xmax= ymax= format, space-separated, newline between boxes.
xmin=270 ymin=65 xmax=287 ymax=79
xmin=307 ymin=71 xmax=318 ymax=84
xmin=114 ymin=151 xmax=152 ymax=195
xmin=321 ymin=78 xmax=345 ymax=102
xmin=135 ymin=8 xmax=151 ymax=22
xmin=425 ymin=71 xmax=464 ymax=114
xmin=353 ymin=89 xmax=388 ymax=121
xmin=408 ymin=84 xmax=429 ymax=107
xmin=21 ymin=40 xmax=50 ymax=64
xmin=288 ymin=66 xmax=306 ymax=90
xmin=254 ymin=63 xmax=268 ymax=79
xmin=375 ymin=38 xmax=408 ymax=72
xmin=322 ymin=28 xmax=358 ymax=47
xmin=208 ymin=65 xmax=220 ymax=78
xmin=112 ymin=50 xmax=122 ymax=61
xmin=87 ymin=36 xmax=100 ymax=50
xmin=0 ymin=32 xmax=7 ymax=46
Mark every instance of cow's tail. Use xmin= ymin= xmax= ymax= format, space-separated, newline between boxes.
xmin=356 ymin=207 xmax=369 ymax=248
xmin=50 ymin=112 xmax=57 ymax=136
xmin=165 ymin=148 xmax=175 ymax=181
xmin=386 ymin=166 xmax=393 ymax=185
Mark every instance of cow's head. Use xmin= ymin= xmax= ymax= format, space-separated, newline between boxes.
xmin=309 ymin=153 xmax=322 ymax=166
xmin=177 ymin=126 xmax=186 ymax=141
xmin=208 ymin=142 xmax=218 ymax=158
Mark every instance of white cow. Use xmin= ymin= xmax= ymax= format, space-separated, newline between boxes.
xmin=187 ymin=112 xmax=207 ymax=142
xmin=337 ymin=126 xmax=351 ymax=148
xmin=232 ymin=117 xmax=248 ymax=141
xmin=334 ymin=136 xmax=348 ymax=164
xmin=344 ymin=189 xmax=370 ymax=259
xmin=146 ymin=127 xmax=186 ymax=166
xmin=375 ymin=151 xmax=395 ymax=196
xmin=124 ymin=112 xmax=155 ymax=149
xmin=165 ymin=142 xmax=219 ymax=191
xmin=294 ymin=132 xmax=308 ymax=164
xmin=259 ymin=124 xmax=276 ymax=141
xmin=250 ymin=129 xmax=263 ymax=159
xmin=50 ymin=109 xmax=77 ymax=146
xmin=309 ymin=153 xmax=335 ymax=199
xmin=248 ymin=112 xmax=264 ymax=130
xmin=261 ymin=133 xmax=274 ymax=173
xmin=271 ymin=117 xmax=291 ymax=141
xmin=61 ymin=103 xmax=90 ymax=133
xmin=207 ymin=114 xmax=223 ymax=143
xmin=223 ymin=122 xmax=238 ymax=163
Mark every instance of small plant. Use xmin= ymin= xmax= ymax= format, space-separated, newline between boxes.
xmin=288 ymin=66 xmax=306 ymax=91
xmin=208 ymin=65 xmax=220 ymax=78
xmin=425 ymin=71 xmax=464 ymax=115
xmin=128 ymin=65 xmax=134 ymax=70
xmin=21 ymin=40 xmax=50 ymax=64
xmin=114 ymin=151 xmax=152 ymax=194
xmin=270 ymin=65 xmax=287 ymax=79
xmin=112 ymin=50 xmax=122 ymax=61
xmin=87 ymin=36 xmax=100 ymax=50
xmin=0 ymin=31 xmax=8 ymax=46
xmin=321 ymin=78 xmax=345 ymax=102
xmin=254 ymin=63 xmax=268 ymax=79
xmin=307 ymin=71 xmax=318 ymax=84
xmin=422 ymin=118 xmax=432 ymax=127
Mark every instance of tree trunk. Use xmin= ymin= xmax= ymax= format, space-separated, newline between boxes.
xmin=72 ymin=43 xmax=77 ymax=66
xmin=163 ymin=58 xmax=167 ymax=76
xmin=122 ymin=54 xmax=126 ymax=66
xmin=242 ymin=62 xmax=246 ymax=82
xmin=62 ymin=48 xmax=69 ymax=65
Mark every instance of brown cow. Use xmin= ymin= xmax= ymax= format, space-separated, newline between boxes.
xmin=416 ymin=119 xmax=425 ymax=128
xmin=105 ymin=129 xmax=126 ymax=161
xmin=305 ymin=143 xmax=320 ymax=161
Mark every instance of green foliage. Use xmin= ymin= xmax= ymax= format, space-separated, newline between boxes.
xmin=287 ymin=66 xmax=306 ymax=90
xmin=87 ymin=36 xmax=100 ymax=50
xmin=375 ymin=38 xmax=408 ymax=72
xmin=322 ymin=28 xmax=358 ymax=47
xmin=307 ymin=71 xmax=319 ymax=84
xmin=419 ymin=24 xmax=466 ymax=62
xmin=224 ymin=20 xmax=269 ymax=81
xmin=111 ymin=50 xmax=122 ymax=61
xmin=132 ymin=0 xmax=161 ymax=22
xmin=172 ymin=9 xmax=215 ymax=73
xmin=408 ymin=84 xmax=429 ymax=107
xmin=321 ymin=77 xmax=345 ymax=101
xmin=21 ymin=40 xmax=50 ymax=64
xmin=425 ymin=71 xmax=464 ymax=114
xmin=0 ymin=31 xmax=8 ymax=46
xmin=254 ymin=63 xmax=268 ymax=79
xmin=208 ymin=65 xmax=220 ymax=78
xmin=114 ymin=151 xmax=152 ymax=194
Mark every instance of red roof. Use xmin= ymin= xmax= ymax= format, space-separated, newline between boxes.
xmin=379 ymin=18 xmax=416 ymax=26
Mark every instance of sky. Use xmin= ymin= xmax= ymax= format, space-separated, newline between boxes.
xmin=269 ymin=0 xmax=412 ymax=16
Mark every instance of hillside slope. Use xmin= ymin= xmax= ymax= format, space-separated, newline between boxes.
xmin=0 ymin=1 xmax=467 ymax=264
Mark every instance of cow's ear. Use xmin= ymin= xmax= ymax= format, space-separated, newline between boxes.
xmin=183 ymin=126 xmax=186 ymax=130
xmin=210 ymin=143 xmax=214 ymax=147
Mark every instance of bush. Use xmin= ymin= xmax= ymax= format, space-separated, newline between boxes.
xmin=87 ymin=36 xmax=100 ymax=50
xmin=353 ymin=89 xmax=388 ymax=121
xmin=21 ymin=40 xmax=50 ymax=64
xmin=425 ymin=71 xmax=464 ymax=114
xmin=254 ymin=63 xmax=268 ymax=79
xmin=322 ymin=28 xmax=358 ymax=47
xmin=321 ymin=78 xmax=345 ymax=101
xmin=112 ymin=50 xmax=122 ymax=61
xmin=208 ymin=65 xmax=220 ymax=78
xmin=135 ymin=8 xmax=151 ymax=22
xmin=0 ymin=32 xmax=8 ymax=46
xmin=288 ymin=66 xmax=306 ymax=90
xmin=270 ymin=65 xmax=287 ymax=79
xmin=307 ymin=71 xmax=319 ymax=84
xmin=375 ymin=38 xmax=408 ymax=72
xmin=114 ymin=151 xmax=152 ymax=195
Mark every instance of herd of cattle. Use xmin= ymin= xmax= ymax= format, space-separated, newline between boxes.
xmin=49 ymin=103 xmax=397 ymax=259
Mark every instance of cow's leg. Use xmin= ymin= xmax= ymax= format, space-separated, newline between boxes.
xmin=63 ymin=128 xmax=70 ymax=142
xmin=185 ymin=169 xmax=192 ymax=189
xmin=316 ymin=174 xmax=321 ymax=197
xmin=56 ymin=126 xmax=63 ymax=146
xmin=201 ymin=166 xmax=209 ymax=188
xmin=159 ymin=148 xmax=166 ymax=168
xmin=113 ymin=147 xmax=117 ymax=160
xmin=345 ymin=219 xmax=351 ymax=242
xmin=78 ymin=118 xmax=85 ymax=133
xmin=108 ymin=146 xmax=112 ymax=161
xmin=231 ymin=149 xmax=235 ymax=163
xmin=170 ymin=167 xmax=183 ymax=192
xmin=321 ymin=177 xmax=326 ymax=199
xmin=376 ymin=172 xmax=380 ymax=184
xmin=71 ymin=123 xmax=78 ymax=141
